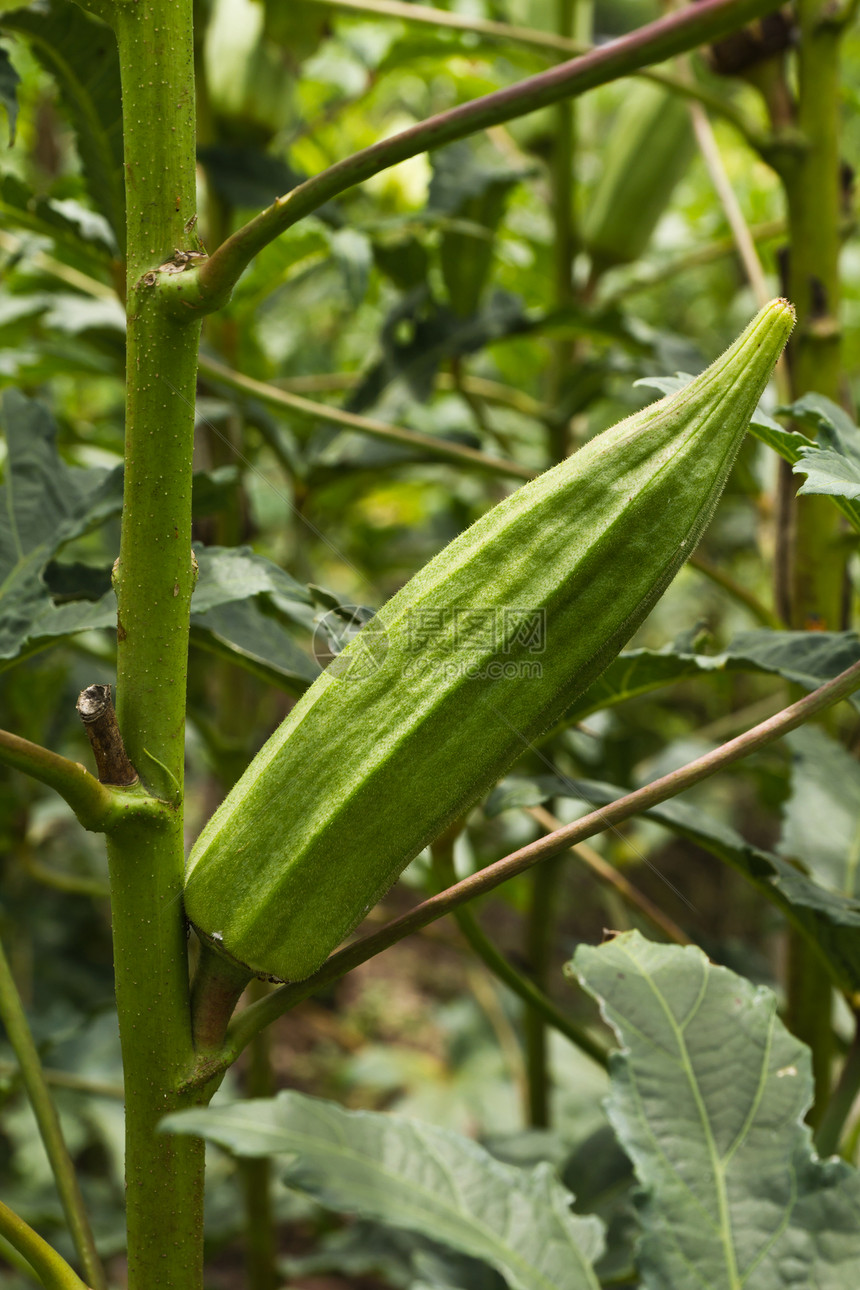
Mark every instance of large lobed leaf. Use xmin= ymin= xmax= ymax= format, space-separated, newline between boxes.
xmin=163 ymin=1090 xmax=604 ymax=1290
xmin=0 ymin=388 xmax=123 ymax=663
xmin=573 ymin=931 xmax=860 ymax=1289
xmin=0 ymin=391 xmax=319 ymax=686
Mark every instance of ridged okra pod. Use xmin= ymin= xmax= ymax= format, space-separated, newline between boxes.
xmin=184 ymin=300 xmax=794 ymax=982
xmin=583 ymin=82 xmax=695 ymax=273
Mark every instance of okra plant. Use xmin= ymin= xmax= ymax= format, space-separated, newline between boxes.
xmin=2 ymin=1 xmax=860 ymax=1288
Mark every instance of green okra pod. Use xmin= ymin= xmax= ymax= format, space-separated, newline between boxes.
xmin=184 ymin=299 xmax=794 ymax=982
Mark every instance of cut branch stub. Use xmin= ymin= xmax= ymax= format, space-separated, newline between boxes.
xmin=76 ymin=685 xmax=139 ymax=787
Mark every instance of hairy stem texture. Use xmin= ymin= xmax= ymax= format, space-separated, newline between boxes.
xmin=110 ymin=1 xmax=206 ymax=1286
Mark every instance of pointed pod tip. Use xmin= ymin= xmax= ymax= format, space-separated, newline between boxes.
xmin=733 ymin=297 xmax=794 ymax=371
xmin=762 ymin=295 xmax=796 ymax=335
xmin=767 ymin=295 xmax=795 ymax=320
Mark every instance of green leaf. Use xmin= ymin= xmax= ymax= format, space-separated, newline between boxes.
xmin=0 ymin=41 xmax=19 ymax=143
xmin=1 ymin=1 xmax=125 ymax=250
xmin=188 ymin=546 xmax=318 ymax=693
xmin=163 ymin=1091 xmax=604 ymax=1290
xmin=0 ymin=174 xmax=116 ymax=263
xmin=191 ymin=544 xmax=312 ymax=616
xmin=565 ymin=630 xmax=860 ymax=726
xmin=0 ymin=389 xmax=123 ymax=663
xmin=190 ymin=599 xmax=319 ymax=695
xmin=572 ymin=931 xmax=860 ymax=1289
xmin=779 ymin=725 xmax=860 ymax=897
xmin=725 ymin=628 xmax=860 ymax=700
xmin=775 ymin=393 xmax=860 ymax=531
xmin=566 ymin=643 xmax=727 ymax=724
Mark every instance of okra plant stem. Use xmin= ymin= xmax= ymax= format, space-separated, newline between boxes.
xmin=815 ymin=1009 xmax=860 ymax=1157
xmin=107 ymin=0 xmax=208 ymax=1285
xmin=775 ymin=0 xmax=848 ymax=1122
xmin=0 ymin=730 xmax=118 ymax=831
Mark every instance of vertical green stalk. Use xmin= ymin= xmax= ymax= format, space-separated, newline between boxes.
xmin=107 ymin=1 xmax=207 ymax=1285
xmin=552 ymin=0 xmax=576 ymax=314
xmin=781 ymin=0 xmax=844 ymax=632
xmin=523 ymin=855 xmax=564 ymax=1127
xmin=241 ymin=980 xmax=278 ymax=1290
xmin=774 ymin=0 xmax=846 ymax=1120
xmin=815 ymin=1009 xmax=860 ymax=1157
xmin=0 ymin=937 xmax=105 ymax=1290
xmin=547 ymin=0 xmax=584 ymax=461
xmin=530 ymin=0 xmax=591 ymax=1116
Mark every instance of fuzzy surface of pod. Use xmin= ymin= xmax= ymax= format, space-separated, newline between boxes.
xmin=184 ymin=300 xmax=795 ymax=983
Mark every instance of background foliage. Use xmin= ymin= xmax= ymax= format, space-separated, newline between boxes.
xmin=3 ymin=0 xmax=860 ymax=1287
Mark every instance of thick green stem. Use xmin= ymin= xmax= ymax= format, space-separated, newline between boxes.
xmin=780 ymin=0 xmax=845 ymax=633
xmin=185 ymin=0 xmax=784 ymax=314
xmin=815 ymin=1010 xmax=860 ymax=1157
xmin=241 ymin=979 xmax=278 ymax=1290
xmin=108 ymin=1 xmax=207 ymax=1286
xmin=775 ymin=0 xmax=847 ymax=1121
xmin=0 ymin=939 xmax=105 ymax=1290
xmin=524 ymin=855 xmax=564 ymax=1126
xmin=0 ymin=1200 xmax=90 ymax=1290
